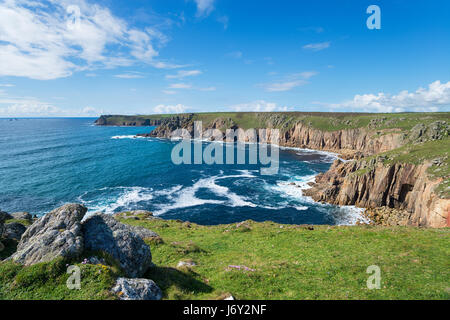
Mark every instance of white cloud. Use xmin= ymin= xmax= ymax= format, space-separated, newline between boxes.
xmin=0 ymin=0 xmax=178 ymax=80
xmin=217 ymin=16 xmax=229 ymax=29
xmin=0 ymin=84 xmax=15 ymax=87
xmin=260 ymin=71 xmax=317 ymax=92
xmin=80 ymin=106 xmax=101 ymax=116
xmin=226 ymin=51 xmax=243 ymax=59
xmin=303 ymin=41 xmax=331 ymax=51
xmin=0 ymin=95 xmax=103 ymax=117
xmin=264 ymin=80 xmax=306 ymax=92
xmin=192 ymin=0 xmax=215 ymax=17
xmin=114 ymin=73 xmax=145 ymax=79
xmin=153 ymin=104 xmax=188 ymax=114
xmin=327 ymin=81 xmax=450 ymax=112
xmin=166 ymin=70 xmax=202 ymax=79
xmin=169 ymin=83 xmax=192 ymax=89
xmin=162 ymin=90 xmax=176 ymax=95
xmin=229 ymin=100 xmax=291 ymax=112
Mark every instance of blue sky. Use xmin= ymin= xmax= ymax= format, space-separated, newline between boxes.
xmin=0 ymin=0 xmax=449 ymax=117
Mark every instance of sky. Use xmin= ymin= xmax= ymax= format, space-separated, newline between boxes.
xmin=0 ymin=0 xmax=450 ymax=117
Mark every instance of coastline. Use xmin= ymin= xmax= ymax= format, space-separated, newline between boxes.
xmin=108 ymin=132 xmax=369 ymax=226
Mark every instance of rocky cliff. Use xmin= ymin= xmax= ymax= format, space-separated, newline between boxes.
xmin=303 ymin=159 xmax=449 ymax=228
xmin=97 ymin=112 xmax=450 ymax=228
xmin=139 ymin=114 xmax=405 ymax=159
xmin=95 ymin=115 xmax=163 ymax=126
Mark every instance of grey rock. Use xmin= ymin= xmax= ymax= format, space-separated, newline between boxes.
xmin=11 ymin=204 xmax=87 ymax=266
xmin=128 ymin=225 xmax=159 ymax=240
xmin=83 ymin=213 xmax=152 ymax=278
xmin=177 ymin=260 xmax=197 ymax=268
xmin=2 ymin=222 xmax=26 ymax=241
xmin=112 ymin=277 xmax=162 ymax=300
xmin=11 ymin=212 xmax=32 ymax=221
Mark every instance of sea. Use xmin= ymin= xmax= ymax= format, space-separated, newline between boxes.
xmin=0 ymin=118 xmax=366 ymax=225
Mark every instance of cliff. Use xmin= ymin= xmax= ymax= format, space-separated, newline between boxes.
xmin=303 ymin=158 xmax=450 ymax=228
xmin=138 ymin=113 xmax=407 ymax=158
xmin=96 ymin=112 xmax=450 ymax=227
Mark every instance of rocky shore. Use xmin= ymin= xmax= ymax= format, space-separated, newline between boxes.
xmin=129 ymin=113 xmax=450 ymax=228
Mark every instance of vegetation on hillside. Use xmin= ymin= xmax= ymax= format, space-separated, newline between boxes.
xmin=2 ymin=217 xmax=449 ymax=300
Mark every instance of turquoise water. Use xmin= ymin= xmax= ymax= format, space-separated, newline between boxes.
xmin=0 ymin=118 xmax=363 ymax=225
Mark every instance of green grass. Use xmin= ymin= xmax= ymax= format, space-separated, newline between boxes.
xmin=1 ymin=219 xmax=449 ymax=300
xmin=0 ymin=257 xmax=118 ymax=300
xmin=131 ymin=219 xmax=449 ymax=300
xmin=98 ymin=112 xmax=450 ymax=132
xmin=4 ymin=219 xmax=32 ymax=227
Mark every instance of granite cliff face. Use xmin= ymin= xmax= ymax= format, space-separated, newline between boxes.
xmin=303 ymin=159 xmax=449 ymax=228
xmin=140 ymin=114 xmax=404 ymax=159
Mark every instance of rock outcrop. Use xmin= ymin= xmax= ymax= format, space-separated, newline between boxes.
xmin=2 ymin=222 xmax=26 ymax=241
xmin=112 ymin=277 xmax=162 ymax=300
xmin=303 ymin=159 xmax=450 ymax=228
xmin=11 ymin=204 xmax=87 ymax=265
xmin=10 ymin=212 xmax=32 ymax=221
xmin=0 ymin=211 xmax=12 ymax=223
xmin=141 ymin=114 xmax=405 ymax=157
xmin=95 ymin=115 xmax=163 ymax=127
xmin=83 ymin=213 xmax=153 ymax=278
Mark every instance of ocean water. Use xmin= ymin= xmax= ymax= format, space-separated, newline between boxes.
xmin=0 ymin=118 xmax=365 ymax=225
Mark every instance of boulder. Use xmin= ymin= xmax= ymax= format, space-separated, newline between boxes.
xmin=0 ymin=211 xmax=12 ymax=223
xmin=11 ymin=204 xmax=87 ymax=266
xmin=128 ymin=225 xmax=159 ymax=240
xmin=83 ymin=213 xmax=152 ymax=278
xmin=112 ymin=278 xmax=162 ymax=300
xmin=11 ymin=212 xmax=32 ymax=221
xmin=2 ymin=222 xmax=26 ymax=241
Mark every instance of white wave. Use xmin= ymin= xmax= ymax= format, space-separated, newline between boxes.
xmin=270 ymin=175 xmax=369 ymax=225
xmin=330 ymin=206 xmax=369 ymax=226
xmin=79 ymin=186 xmax=153 ymax=215
xmin=154 ymin=172 xmax=257 ymax=215
xmin=111 ymin=135 xmax=144 ymax=140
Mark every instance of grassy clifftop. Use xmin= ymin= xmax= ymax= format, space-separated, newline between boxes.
xmin=96 ymin=112 xmax=450 ymax=132
xmin=1 ymin=217 xmax=449 ymax=300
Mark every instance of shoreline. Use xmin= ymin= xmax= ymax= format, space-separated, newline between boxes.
xmin=107 ymin=131 xmax=369 ymax=226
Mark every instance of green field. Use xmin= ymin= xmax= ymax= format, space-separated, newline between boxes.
xmin=1 ymin=217 xmax=449 ymax=300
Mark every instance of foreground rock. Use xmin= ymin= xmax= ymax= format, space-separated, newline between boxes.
xmin=83 ymin=213 xmax=152 ymax=278
xmin=10 ymin=212 xmax=32 ymax=221
xmin=2 ymin=222 xmax=27 ymax=241
xmin=11 ymin=204 xmax=87 ymax=265
xmin=112 ymin=277 xmax=162 ymax=300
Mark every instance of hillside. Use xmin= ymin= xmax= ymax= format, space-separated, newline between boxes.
xmin=1 ymin=215 xmax=449 ymax=300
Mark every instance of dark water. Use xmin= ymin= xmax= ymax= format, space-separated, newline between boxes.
xmin=0 ymin=118 xmax=364 ymax=225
